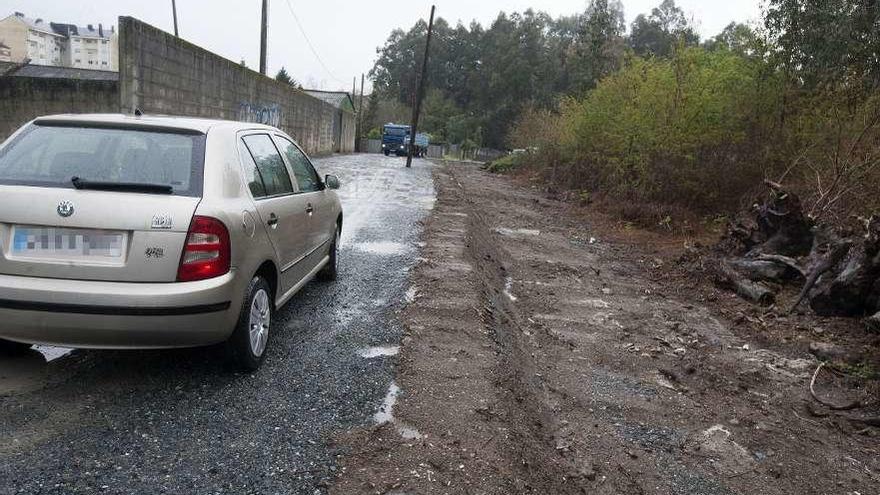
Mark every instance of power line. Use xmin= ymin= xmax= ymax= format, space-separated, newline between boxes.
xmin=282 ymin=0 xmax=346 ymax=85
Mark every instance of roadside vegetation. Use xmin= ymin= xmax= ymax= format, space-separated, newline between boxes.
xmin=510 ymin=1 xmax=880 ymax=228
xmin=369 ymin=0 xmax=879 ymax=229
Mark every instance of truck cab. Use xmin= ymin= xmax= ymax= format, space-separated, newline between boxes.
xmin=381 ymin=123 xmax=410 ymax=156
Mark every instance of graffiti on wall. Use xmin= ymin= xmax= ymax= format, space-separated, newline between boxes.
xmin=238 ymin=102 xmax=282 ymax=127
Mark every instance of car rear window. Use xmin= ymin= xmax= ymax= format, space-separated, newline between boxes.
xmin=0 ymin=124 xmax=206 ymax=196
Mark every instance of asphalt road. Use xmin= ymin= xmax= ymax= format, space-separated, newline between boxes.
xmin=0 ymin=153 xmax=435 ymax=495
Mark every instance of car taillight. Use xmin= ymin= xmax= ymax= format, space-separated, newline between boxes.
xmin=177 ymin=216 xmax=231 ymax=282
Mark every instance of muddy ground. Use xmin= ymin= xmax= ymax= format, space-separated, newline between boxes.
xmin=333 ymin=161 xmax=880 ymax=494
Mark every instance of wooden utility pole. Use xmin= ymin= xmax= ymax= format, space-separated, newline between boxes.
xmin=353 ymin=77 xmax=359 ymax=151
xmin=405 ymin=5 xmax=435 ymax=168
xmin=358 ymin=73 xmax=365 ymax=151
xmin=171 ymin=0 xmax=179 ymax=37
xmin=259 ymin=0 xmax=269 ymax=75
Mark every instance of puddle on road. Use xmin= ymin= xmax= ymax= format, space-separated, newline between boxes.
xmin=374 ymin=381 xmax=423 ymax=440
xmin=358 ymin=346 xmax=400 ymax=358
xmin=405 ymin=286 xmax=418 ymax=303
xmin=353 ymin=241 xmax=412 ymax=256
xmin=374 ymin=381 xmax=401 ymax=423
xmin=495 ymin=227 xmax=541 ymax=237
xmin=504 ymin=277 xmax=518 ymax=302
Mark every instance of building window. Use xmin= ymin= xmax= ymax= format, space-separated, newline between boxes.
xmin=75 ymin=59 xmax=81 ymax=63
xmin=101 ymin=40 xmax=107 ymax=45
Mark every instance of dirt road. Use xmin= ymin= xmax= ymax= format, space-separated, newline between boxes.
xmin=334 ymin=161 xmax=879 ymax=494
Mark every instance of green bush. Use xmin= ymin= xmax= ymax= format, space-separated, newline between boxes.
xmin=568 ymin=47 xmax=782 ymax=211
xmin=512 ymin=47 xmax=784 ymax=214
xmin=486 ymin=154 xmax=525 ymax=174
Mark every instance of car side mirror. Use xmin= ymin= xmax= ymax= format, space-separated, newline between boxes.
xmin=325 ymin=174 xmax=340 ymax=190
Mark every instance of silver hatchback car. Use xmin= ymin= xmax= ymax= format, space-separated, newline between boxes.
xmin=0 ymin=114 xmax=342 ymax=370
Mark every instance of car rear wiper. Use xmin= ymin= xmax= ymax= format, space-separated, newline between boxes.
xmin=71 ymin=176 xmax=174 ymax=194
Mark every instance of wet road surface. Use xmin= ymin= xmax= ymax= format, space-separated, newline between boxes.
xmin=0 ymin=153 xmax=434 ymax=494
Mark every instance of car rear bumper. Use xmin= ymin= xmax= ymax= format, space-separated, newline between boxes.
xmin=0 ymin=271 xmax=240 ymax=348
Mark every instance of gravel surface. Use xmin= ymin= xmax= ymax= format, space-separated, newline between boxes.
xmin=0 ymin=154 xmax=434 ymax=495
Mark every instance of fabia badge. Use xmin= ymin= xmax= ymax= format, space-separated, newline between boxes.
xmin=151 ymin=213 xmax=173 ymax=229
xmin=57 ymin=200 xmax=75 ymax=218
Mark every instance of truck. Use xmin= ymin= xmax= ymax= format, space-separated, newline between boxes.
xmin=381 ymin=123 xmax=429 ymax=157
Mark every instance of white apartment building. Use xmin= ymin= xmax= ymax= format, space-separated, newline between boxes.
xmin=55 ymin=22 xmax=117 ymax=70
xmin=0 ymin=12 xmax=117 ymax=71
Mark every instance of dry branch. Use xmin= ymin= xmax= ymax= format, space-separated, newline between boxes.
xmin=753 ymin=254 xmax=807 ymax=277
xmin=809 ymin=362 xmax=862 ymax=411
xmin=789 ymin=241 xmax=853 ymax=313
xmin=717 ymin=262 xmax=776 ymax=305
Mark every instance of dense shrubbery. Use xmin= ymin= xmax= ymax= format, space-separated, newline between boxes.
xmin=512 ymin=47 xmax=784 ymax=213
xmin=506 ymin=0 xmax=880 ymax=225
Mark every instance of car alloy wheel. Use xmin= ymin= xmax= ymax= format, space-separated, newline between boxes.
xmin=249 ymin=288 xmax=270 ymax=357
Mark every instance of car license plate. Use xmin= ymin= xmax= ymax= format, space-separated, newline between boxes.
xmin=11 ymin=226 xmax=125 ymax=261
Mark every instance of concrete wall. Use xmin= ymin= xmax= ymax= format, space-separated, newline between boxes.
xmin=361 ymin=138 xmax=382 ymax=153
xmin=118 ymin=17 xmax=354 ymax=156
xmin=0 ymin=75 xmax=118 ymax=141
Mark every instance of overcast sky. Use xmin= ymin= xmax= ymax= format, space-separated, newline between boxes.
xmin=2 ymin=0 xmax=764 ymax=92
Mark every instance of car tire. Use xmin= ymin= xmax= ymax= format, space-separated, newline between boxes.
xmin=383 ymin=150 xmax=390 ymax=156
xmin=227 ymin=276 xmax=273 ymax=371
xmin=318 ymin=225 xmax=340 ymax=282
xmin=0 ymin=338 xmax=33 ymax=356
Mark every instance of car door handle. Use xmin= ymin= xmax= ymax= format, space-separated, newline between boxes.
xmin=267 ymin=213 xmax=279 ymax=228
xmin=306 ymin=203 xmax=314 ymax=215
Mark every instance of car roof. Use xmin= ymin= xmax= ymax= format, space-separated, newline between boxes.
xmin=32 ymin=113 xmax=279 ymax=134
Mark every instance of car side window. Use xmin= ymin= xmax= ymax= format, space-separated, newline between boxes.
xmin=275 ymin=136 xmax=322 ymax=193
xmin=241 ymin=134 xmax=294 ymax=197
xmin=237 ymin=139 xmax=267 ymax=198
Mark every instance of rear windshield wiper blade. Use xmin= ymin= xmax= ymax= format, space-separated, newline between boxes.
xmin=71 ymin=176 xmax=174 ymax=194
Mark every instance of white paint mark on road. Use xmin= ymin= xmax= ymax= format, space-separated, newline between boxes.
xmin=374 ymin=381 xmax=423 ymax=440
xmin=358 ymin=346 xmax=400 ymax=358
xmin=353 ymin=241 xmax=412 ymax=256
xmin=405 ymin=286 xmax=418 ymax=303
xmin=396 ymin=423 xmax=423 ymax=440
xmin=32 ymin=345 xmax=73 ymax=362
xmin=374 ymin=381 xmax=401 ymax=424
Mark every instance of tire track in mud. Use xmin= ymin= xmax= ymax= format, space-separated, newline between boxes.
xmin=459 ymin=176 xmax=588 ymax=493
xmin=333 ymin=163 xmax=587 ymax=494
